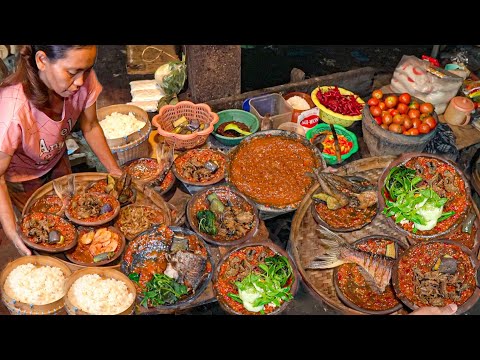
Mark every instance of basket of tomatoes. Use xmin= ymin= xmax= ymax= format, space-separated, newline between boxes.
xmin=362 ymin=89 xmax=439 ymax=156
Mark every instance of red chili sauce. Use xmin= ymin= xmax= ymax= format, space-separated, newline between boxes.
xmin=124 ymin=158 xmax=159 ymax=180
xmin=315 ymin=203 xmax=376 ymax=230
xmin=397 ymin=242 xmax=476 ymax=307
xmin=395 ymin=157 xmax=468 ymax=236
xmin=29 ymin=195 xmax=63 ymax=215
xmin=446 ymin=224 xmax=477 ymax=250
xmin=229 ymin=136 xmax=320 ymax=208
xmin=215 ymin=245 xmax=294 ymax=315
xmin=336 ymin=239 xmax=402 ymax=312
xmin=21 ymin=212 xmax=77 ymax=249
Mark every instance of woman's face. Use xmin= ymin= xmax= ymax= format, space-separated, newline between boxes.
xmin=37 ymin=46 xmax=97 ymax=98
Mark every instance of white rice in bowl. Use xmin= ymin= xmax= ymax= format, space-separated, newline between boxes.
xmin=99 ymin=111 xmax=145 ymax=139
xmin=68 ymin=274 xmax=135 ymax=315
xmin=3 ymin=263 xmax=66 ymax=305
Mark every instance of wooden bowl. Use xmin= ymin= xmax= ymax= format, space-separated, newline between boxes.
xmin=65 ymin=192 xmax=121 ymax=227
xmin=64 ymin=226 xmax=126 ymax=267
xmin=0 ymin=255 xmax=72 ymax=315
xmin=114 ymin=204 xmax=171 ymax=241
xmin=212 ymin=241 xmax=299 ymax=315
xmin=186 ymin=185 xmax=259 ymax=246
xmin=378 ymin=152 xmax=471 ymax=241
xmin=120 ymin=225 xmax=213 ymax=311
xmin=392 ymin=239 xmax=480 ymax=315
xmin=333 ymin=235 xmax=407 ymax=315
xmin=64 ymin=267 xmax=136 ymax=315
xmin=172 ymin=148 xmax=228 ymax=186
xmin=19 ymin=212 xmax=78 ymax=253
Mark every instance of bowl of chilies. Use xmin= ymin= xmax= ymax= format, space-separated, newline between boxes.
xmin=306 ymin=123 xmax=358 ymax=165
xmin=311 ymin=86 xmax=365 ymax=127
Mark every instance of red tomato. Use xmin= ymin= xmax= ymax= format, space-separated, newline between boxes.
xmin=412 ymin=118 xmax=422 ymax=129
xmin=370 ymin=106 xmax=382 ymax=117
xmin=389 ymin=108 xmax=399 ymax=117
xmin=396 ymin=103 xmax=409 ymax=115
xmin=403 ymin=117 xmax=413 ymax=130
xmin=409 ymin=101 xmax=420 ymax=110
xmin=392 ymin=114 xmax=404 ymax=125
xmin=367 ymin=98 xmax=379 ymax=106
xmin=388 ymin=123 xmax=403 ymax=134
xmin=398 ymin=93 xmax=411 ymax=105
xmin=418 ymin=123 xmax=431 ymax=134
xmin=384 ymin=95 xmax=399 ymax=109
xmin=409 ymin=128 xmax=420 ymax=136
xmin=419 ymin=102 xmax=434 ymax=114
xmin=408 ymin=109 xmax=421 ymax=119
xmin=378 ymin=102 xmax=386 ymax=111
xmin=424 ymin=116 xmax=437 ymax=129
xmin=372 ymin=89 xmax=383 ymax=100
xmin=374 ymin=116 xmax=383 ymax=125
xmin=380 ymin=123 xmax=389 ymax=130
xmin=382 ymin=112 xmax=393 ymax=125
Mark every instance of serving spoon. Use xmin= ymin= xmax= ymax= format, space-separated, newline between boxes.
xmin=223 ymin=123 xmax=252 ymax=136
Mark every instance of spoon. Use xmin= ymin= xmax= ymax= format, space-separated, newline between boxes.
xmin=223 ymin=123 xmax=252 ymax=136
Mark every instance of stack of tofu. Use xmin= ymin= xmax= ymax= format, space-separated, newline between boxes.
xmin=127 ymin=79 xmax=165 ymax=112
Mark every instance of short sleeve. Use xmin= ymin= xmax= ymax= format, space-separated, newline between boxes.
xmin=84 ymin=69 xmax=103 ymax=109
xmin=0 ymin=93 xmax=24 ymax=156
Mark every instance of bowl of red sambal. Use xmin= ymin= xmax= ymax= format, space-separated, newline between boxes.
xmin=19 ymin=212 xmax=78 ymax=253
xmin=379 ymin=153 xmax=471 ymax=241
xmin=392 ymin=239 xmax=480 ymax=314
xmin=173 ymin=148 xmax=228 ymax=186
xmin=65 ymin=192 xmax=120 ymax=227
xmin=226 ymin=130 xmax=325 ymax=213
xmin=213 ymin=242 xmax=298 ymax=315
xmin=333 ymin=235 xmax=407 ymax=315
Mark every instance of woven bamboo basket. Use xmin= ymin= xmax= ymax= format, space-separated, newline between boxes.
xmin=289 ymin=155 xmax=480 ymax=315
xmin=0 ymin=255 xmax=72 ymax=315
xmin=63 ymin=267 xmax=136 ymax=315
xmin=97 ymin=104 xmax=152 ymax=165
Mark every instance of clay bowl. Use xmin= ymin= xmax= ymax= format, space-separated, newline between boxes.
xmin=212 ymin=241 xmax=299 ymax=315
xmin=19 ymin=212 xmax=78 ymax=254
xmin=332 ymin=235 xmax=407 ymax=315
xmin=64 ymin=226 xmax=126 ymax=267
xmin=310 ymin=176 xmax=378 ymax=232
xmin=64 ymin=267 xmax=136 ymax=315
xmin=27 ymin=194 xmax=63 ymax=215
xmin=85 ymin=177 xmax=137 ymax=207
xmin=172 ymin=148 xmax=228 ymax=186
xmin=114 ymin=204 xmax=171 ymax=241
xmin=226 ymin=129 xmax=326 ymax=214
xmin=378 ymin=152 xmax=472 ymax=242
xmin=0 ymin=255 xmax=72 ymax=315
xmin=392 ymin=239 xmax=480 ymax=315
xmin=120 ymin=225 xmax=213 ymax=311
xmin=122 ymin=157 xmax=161 ymax=183
xmin=186 ymin=185 xmax=259 ymax=246
xmin=65 ymin=192 xmax=121 ymax=227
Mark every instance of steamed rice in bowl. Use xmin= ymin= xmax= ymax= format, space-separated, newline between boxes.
xmin=3 ymin=263 xmax=66 ymax=305
xmin=67 ymin=273 xmax=135 ymax=315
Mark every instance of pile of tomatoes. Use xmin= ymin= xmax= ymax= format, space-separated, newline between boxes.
xmin=367 ymin=90 xmax=437 ymax=136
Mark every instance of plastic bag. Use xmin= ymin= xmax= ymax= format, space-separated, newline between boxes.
xmin=390 ymin=55 xmax=463 ymax=114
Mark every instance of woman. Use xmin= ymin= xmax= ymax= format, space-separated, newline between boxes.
xmin=0 ymin=45 xmax=122 ymax=256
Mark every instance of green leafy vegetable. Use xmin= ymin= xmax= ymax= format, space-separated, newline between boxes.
xmin=128 ymin=272 xmax=140 ymax=283
xmin=140 ymin=273 xmax=188 ymax=308
xmin=197 ymin=210 xmax=218 ymax=235
xmin=228 ymin=255 xmax=294 ymax=311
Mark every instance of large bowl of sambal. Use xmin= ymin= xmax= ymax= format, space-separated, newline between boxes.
xmin=392 ymin=239 xmax=480 ymax=314
xmin=213 ymin=242 xmax=298 ymax=315
xmin=226 ymin=130 xmax=325 ymax=213
xmin=379 ymin=153 xmax=471 ymax=241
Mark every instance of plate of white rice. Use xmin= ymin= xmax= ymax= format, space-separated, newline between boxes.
xmin=67 ymin=272 xmax=136 ymax=315
xmin=99 ymin=111 xmax=146 ymax=140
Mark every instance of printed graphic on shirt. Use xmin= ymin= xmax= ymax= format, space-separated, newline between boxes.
xmin=38 ymin=118 xmax=72 ymax=163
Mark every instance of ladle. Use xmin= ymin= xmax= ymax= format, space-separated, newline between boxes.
xmin=223 ymin=123 xmax=252 ymax=136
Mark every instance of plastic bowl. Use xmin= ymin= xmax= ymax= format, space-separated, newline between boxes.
xmin=213 ymin=109 xmax=259 ymax=146
xmin=306 ymin=123 xmax=359 ymax=165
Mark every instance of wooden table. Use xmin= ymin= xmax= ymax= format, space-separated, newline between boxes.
xmin=438 ymin=114 xmax=480 ymax=150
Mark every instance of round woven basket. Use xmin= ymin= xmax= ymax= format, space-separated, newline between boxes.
xmin=152 ymin=101 xmax=219 ymax=150
xmin=97 ymin=104 xmax=152 ymax=165
xmin=0 ymin=255 xmax=72 ymax=315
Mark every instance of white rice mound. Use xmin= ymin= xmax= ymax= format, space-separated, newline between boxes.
xmin=99 ymin=111 xmax=145 ymax=139
xmin=68 ymin=274 xmax=135 ymax=315
xmin=3 ymin=263 xmax=66 ymax=305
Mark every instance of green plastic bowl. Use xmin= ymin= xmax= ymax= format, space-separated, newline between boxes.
xmin=213 ymin=109 xmax=259 ymax=146
xmin=306 ymin=123 xmax=359 ymax=165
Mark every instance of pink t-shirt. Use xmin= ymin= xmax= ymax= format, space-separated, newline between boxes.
xmin=0 ymin=70 xmax=102 ymax=182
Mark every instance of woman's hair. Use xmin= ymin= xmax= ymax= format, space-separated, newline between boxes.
xmin=0 ymin=45 xmax=91 ymax=110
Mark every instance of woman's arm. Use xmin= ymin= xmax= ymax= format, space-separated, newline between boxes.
xmin=0 ymin=151 xmax=31 ymax=256
xmin=78 ymin=102 xmax=122 ymax=176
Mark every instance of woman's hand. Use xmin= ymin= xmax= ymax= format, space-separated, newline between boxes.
xmin=109 ymin=168 xmax=123 ymax=177
xmin=409 ymin=303 xmax=457 ymax=315
xmin=10 ymin=232 xmax=32 ymax=256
